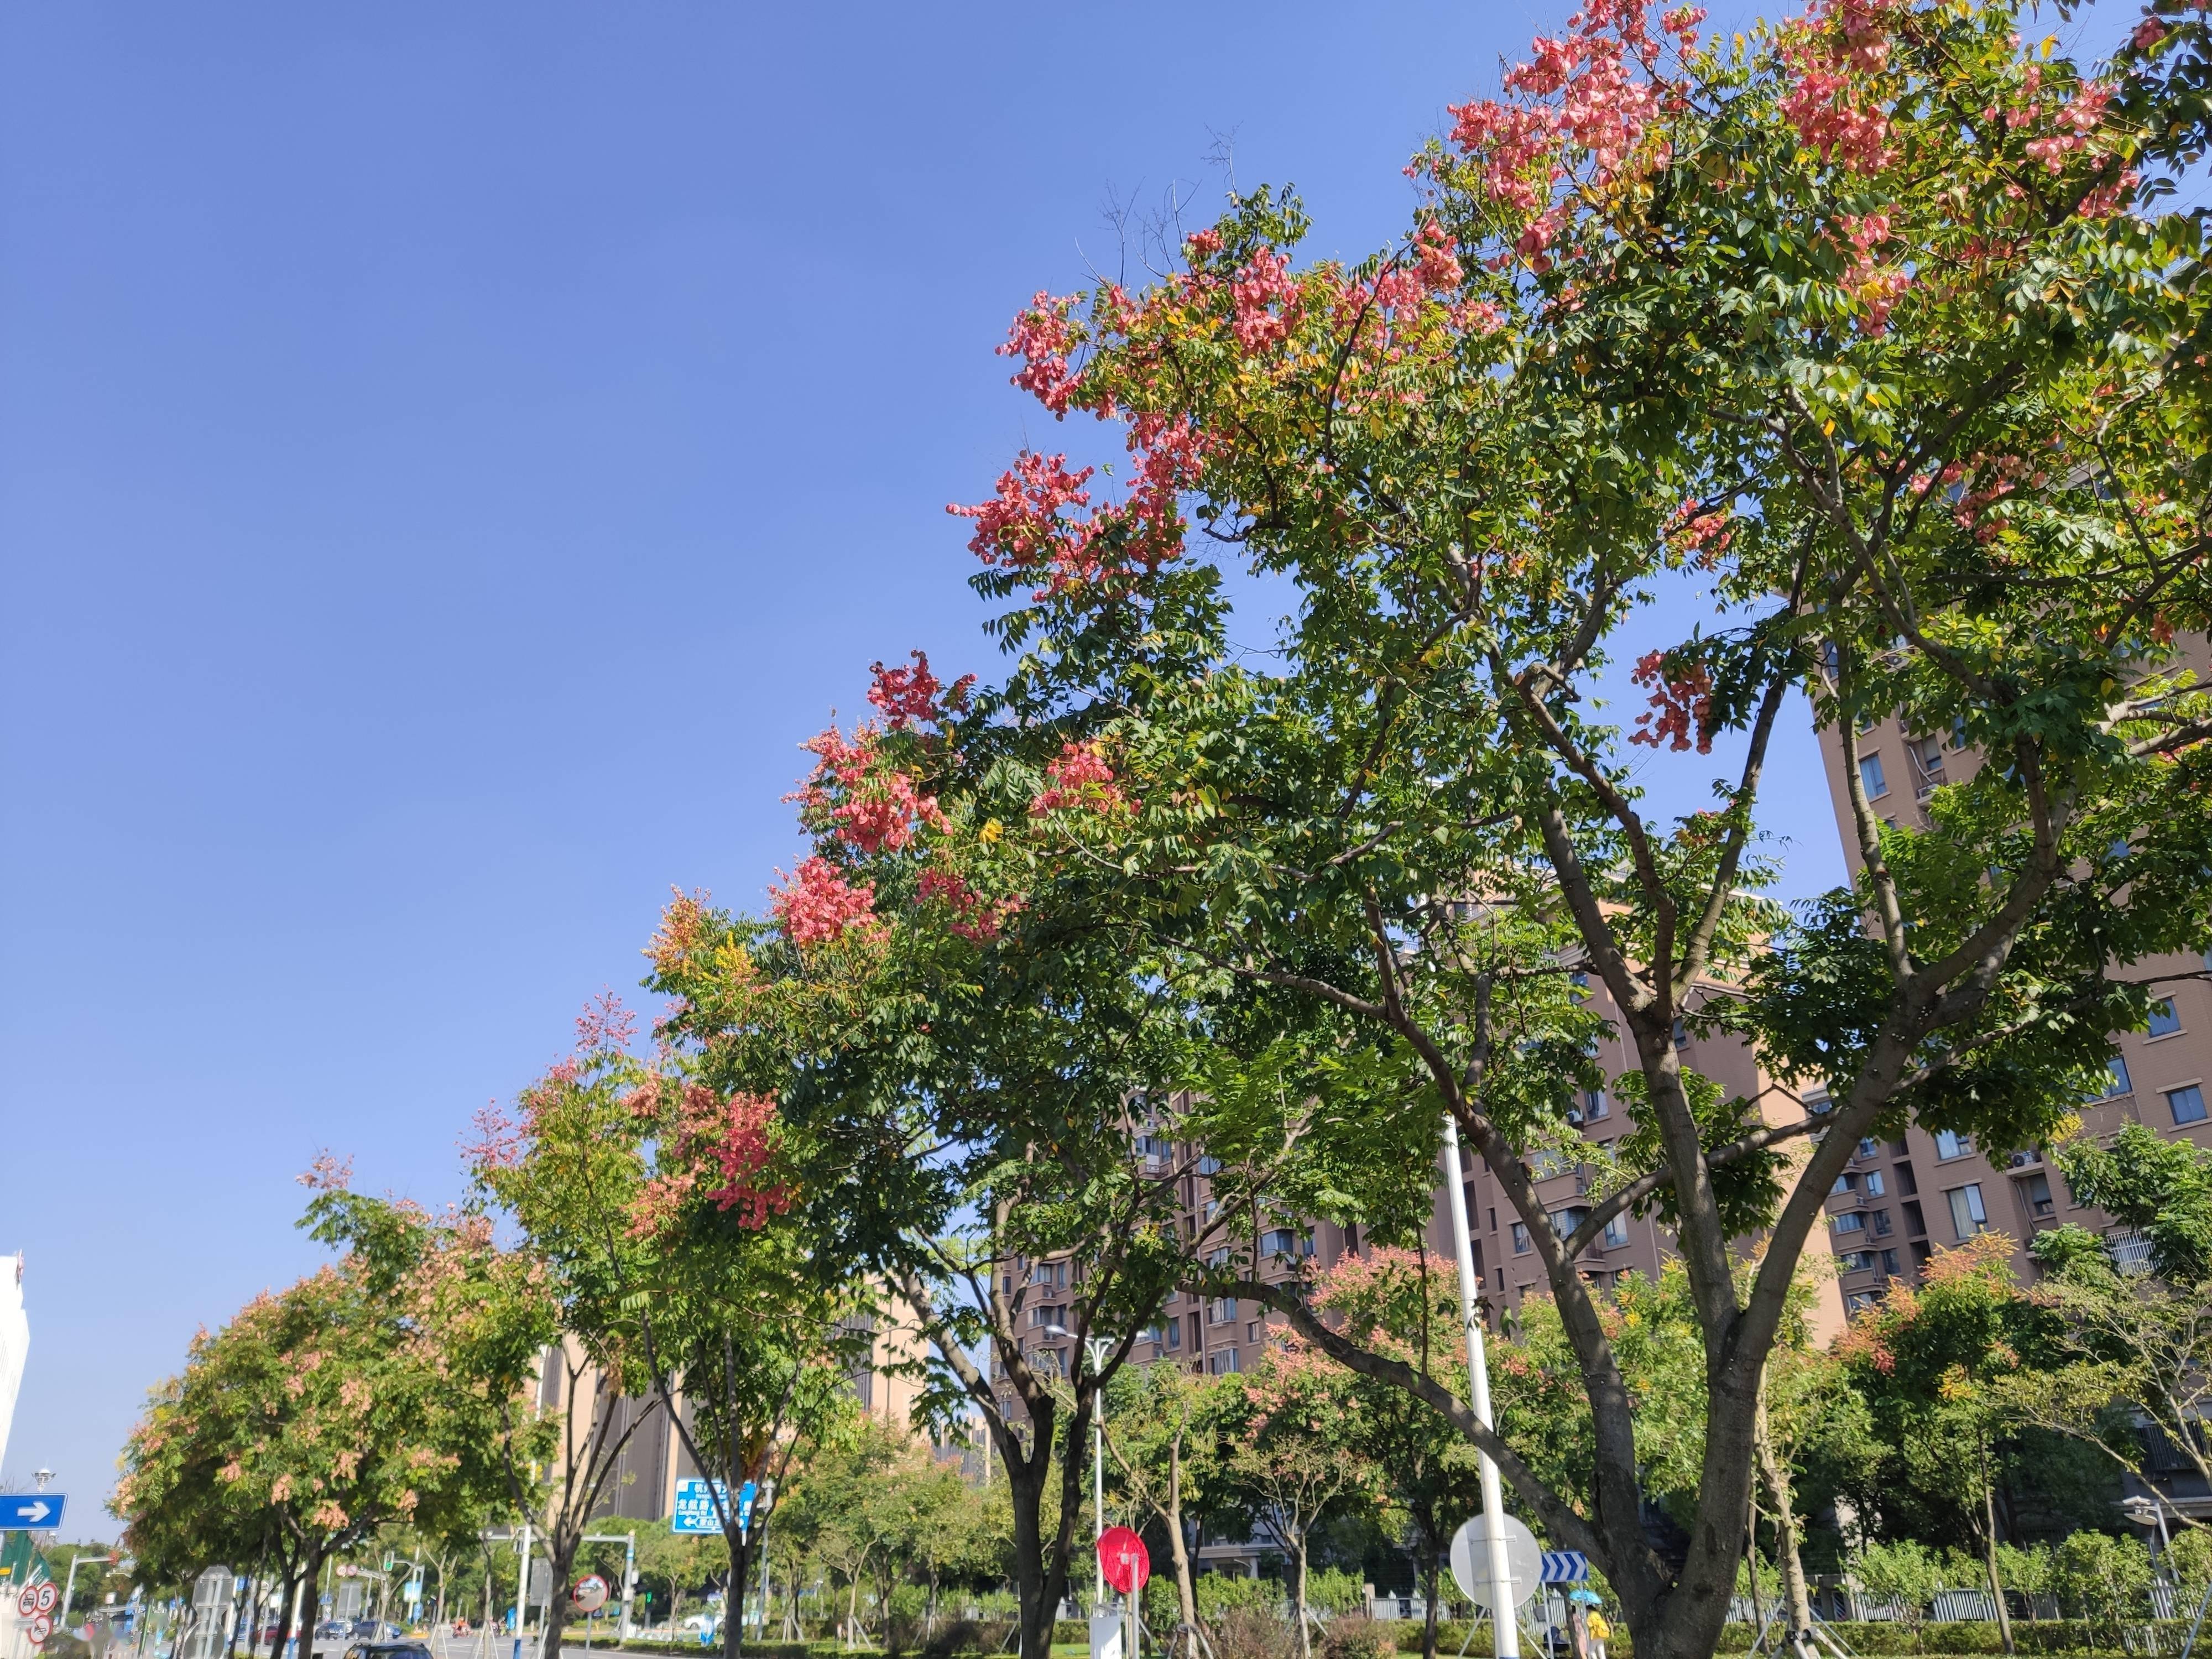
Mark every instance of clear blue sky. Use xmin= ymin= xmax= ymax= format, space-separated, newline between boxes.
xmin=0 ymin=1 xmax=1841 ymax=1532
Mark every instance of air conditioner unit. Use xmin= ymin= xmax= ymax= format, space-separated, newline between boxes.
xmin=1565 ymin=1109 xmax=1585 ymax=1127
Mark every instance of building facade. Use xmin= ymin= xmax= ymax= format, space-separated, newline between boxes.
xmin=1813 ymin=637 xmax=2212 ymax=1306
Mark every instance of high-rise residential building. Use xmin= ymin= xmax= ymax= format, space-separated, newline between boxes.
xmin=1443 ymin=982 xmax=1848 ymax=1338
xmin=1811 ymin=637 xmax=2212 ymax=1302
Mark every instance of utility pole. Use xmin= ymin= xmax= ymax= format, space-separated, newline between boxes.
xmin=1442 ymin=1115 xmax=1519 ymax=1659
xmin=513 ymin=1522 xmax=533 ymax=1659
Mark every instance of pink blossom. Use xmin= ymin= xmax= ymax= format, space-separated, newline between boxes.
xmin=919 ymin=868 xmax=1020 ymax=942
xmin=1185 ymin=228 xmax=1223 ymax=259
xmin=951 ymin=418 xmax=1203 ymax=602
xmin=1230 ymin=246 xmax=1300 ymax=351
xmin=794 ymin=722 xmax=948 ymax=854
xmin=575 ymin=988 xmax=637 ymax=1055
xmin=2077 ymin=165 xmax=2141 ymax=218
xmin=297 ymin=1151 xmax=354 ymax=1192
xmin=2135 ymin=16 xmax=2168 ymax=49
xmin=1777 ymin=0 xmax=1903 ymax=174
xmin=463 ymin=1102 xmax=524 ymax=1171
xmin=1030 ymin=742 xmax=1135 ymax=816
xmin=1413 ymin=222 xmax=1463 ymax=291
xmin=948 ymin=450 xmax=1095 ymax=572
xmin=1629 ymin=649 xmax=1717 ymax=753
xmin=868 ymin=649 xmax=974 ymax=731
xmin=1835 ymin=213 xmax=1910 ymax=334
xmin=998 ymin=291 xmax=1082 ymax=415
xmin=2025 ymin=81 xmax=2116 ymax=171
xmin=1661 ymin=4 xmax=1706 ymax=41
xmin=705 ymin=1092 xmax=795 ymax=1228
xmin=769 ymin=857 xmax=880 ymax=947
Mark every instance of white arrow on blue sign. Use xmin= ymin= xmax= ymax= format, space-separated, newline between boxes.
xmin=1538 ymin=1552 xmax=1589 ymax=1584
xmin=0 ymin=1496 xmax=65 ymax=1530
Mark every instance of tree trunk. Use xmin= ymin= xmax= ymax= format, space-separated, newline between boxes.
xmin=1292 ymin=1532 xmax=1311 ymax=1659
xmin=1005 ymin=1453 xmax=1062 ymax=1659
xmin=538 ymin=1532 xmax=580 ymax=1659
xmin=1167 ymin=1442 xmax=1198 ymax=1640
xmin=1754 ymin=1386 xmax=1816 ymax=1659
xmin=296 ymin=1546 xmax=327 ymax=1659
xmin=721 ymin=1528 xmax=754 ymax=1659
xmin=1980 ymin=1447 xmax=2015 ymax=1658
xmin=1421 ymin=1545 xmax=1441 ymax=1659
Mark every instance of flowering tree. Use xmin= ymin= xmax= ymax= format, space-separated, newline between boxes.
xmin=471 ymin=995 xmax=858 ymax=1659
xmin=1835 ymin=1235 xmax=2065 ymax=1653
xmin=1220 ymin=1346 xmax=1380 ymax=1659
xmin=641 ymin=655 xmax=1246 ymax=1659
xmin=912 ymin=0 xmax=2212 ymax=1655
xmin=114 ymin=1195 xmax=508 ymax=1659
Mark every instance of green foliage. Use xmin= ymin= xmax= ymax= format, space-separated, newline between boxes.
xmin=2044 ymin=1124 xmax=2212 ymax=1286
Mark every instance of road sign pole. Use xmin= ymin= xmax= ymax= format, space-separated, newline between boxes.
xmin=1442 ymin=1116 xmax=1518 ymax=1659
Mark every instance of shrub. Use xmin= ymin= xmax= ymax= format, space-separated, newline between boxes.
xmin=1211 ymin=1608 xmax=1294 ymax=1659
xmin=1318 ymin=1615 xmax=1396 ymax=1659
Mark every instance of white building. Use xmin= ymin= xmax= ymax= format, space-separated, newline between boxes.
xmin=0 ymin=1255 xmax=27 ymax=1483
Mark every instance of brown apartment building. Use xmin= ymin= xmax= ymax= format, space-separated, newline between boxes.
xmin=1812 ymin=637 xmax=2212 ymax=1309
xmin=529 ymin=1296 xmax=932 ymax=1525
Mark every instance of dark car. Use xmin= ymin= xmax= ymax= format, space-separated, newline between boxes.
xmin=342 ymin=1642 xmax=432 ymax=1659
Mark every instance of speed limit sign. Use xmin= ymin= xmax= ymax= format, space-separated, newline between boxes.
xmin=33 ymin=1583 xmax=58 ymax=1615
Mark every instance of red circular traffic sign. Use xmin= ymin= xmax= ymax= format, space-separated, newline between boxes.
xmin=1099 ymin=1526 xmax=1150 ymax=1595
xmin=33 ymin=1584 xmax=58 ymax=1615
xmin=15 ymin=1587 xmax=38 ymax=1618
xmin=28 ymin=1613 xmax=54 ymax=1646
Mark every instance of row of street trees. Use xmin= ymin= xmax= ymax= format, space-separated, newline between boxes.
xmin=116 ymin=4 xmax=2212 ymax=1659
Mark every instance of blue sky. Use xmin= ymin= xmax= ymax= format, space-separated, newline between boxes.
xmin=0 ymin=1 xmax=1845 ymax=1531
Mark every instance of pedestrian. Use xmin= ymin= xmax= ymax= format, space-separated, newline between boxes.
xmin=1584 ymin=1607 xmax=1609 ymax=1659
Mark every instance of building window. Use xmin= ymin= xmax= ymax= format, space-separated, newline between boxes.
xmin=1880 ymin=1249 xmax=1901 ymax=1278
xmin=1197 ymin=1155 xmax=1223 ymax=1176
xmin=1206 ymin=1348 xmax=1241 ymax=1376
xmin=2150 ymin=999 xmax=2183 ymax=1039
xmin=1858 ymin=1137 xmax=1880 ymax=1160
xmin=1903 ymin=1199 xmax=1926 ymax=1236
xmin=1833 ymin=1212 xmax=1866 ymax=1235
xmin=1208 ymin=1297 xmax=1238 ymax=1326
xmin=1870 ymin=1209 xmax=1892 ymax=1237
xmin=1947 ymin=1184 xmax=1988 ymax=1240
xmin=1859 ymin=753 xmax=1889 ymax=799
xmin=1583 ymin=1089 xmax=1609 ymax=1121
xmin=1934 ymin=1130 xmax=1971 ymax=1161
xmin=2024 ymin=1172 xmax=2055 ymax=1218
xmin=2103 ymin=1057 xmax=2135 ymax=1098
xmin=2169 ymin=1085 xmax=2208 ymax=1126
xmin=1672 ymin=1018 xmax=1689 ymax=1048
xmin=1260 ymin=1229 xmax=1313 ymax=1259
xmin=1510 ymin=1223 xmax=1531 ymax=1254
xmin=1602 ymin=1215 xmax=1629 ymax=1250
xmin=2109 ymin=1230 xmax=2153 ymax=1272
xmin=1832 ymin=1172 xmax=1859 ymax=1196
xmin=1865 ymin=1170 xmax=1886 ymax=1197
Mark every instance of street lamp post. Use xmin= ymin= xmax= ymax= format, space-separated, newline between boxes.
xmin=1046 ymin=1326 xmax=1114 ymax=1613
xmin=1441 ymin=1115 xmax=1520 ymax=1659
xmin=62 ymin=1555 xmax=114 ymax=1626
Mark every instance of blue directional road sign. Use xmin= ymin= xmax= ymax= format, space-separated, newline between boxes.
xmin=670 ymin=1480 xmax=757 ymax=1536
xmin=0 ymin=1495 xmax=65 ymax=1530
xmin=1538 ymin=1551 xmax=1588 ymax=1584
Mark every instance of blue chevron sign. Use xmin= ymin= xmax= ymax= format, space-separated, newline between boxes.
xmin=1540 ymin=1552 xmax=1589 ymax=1583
